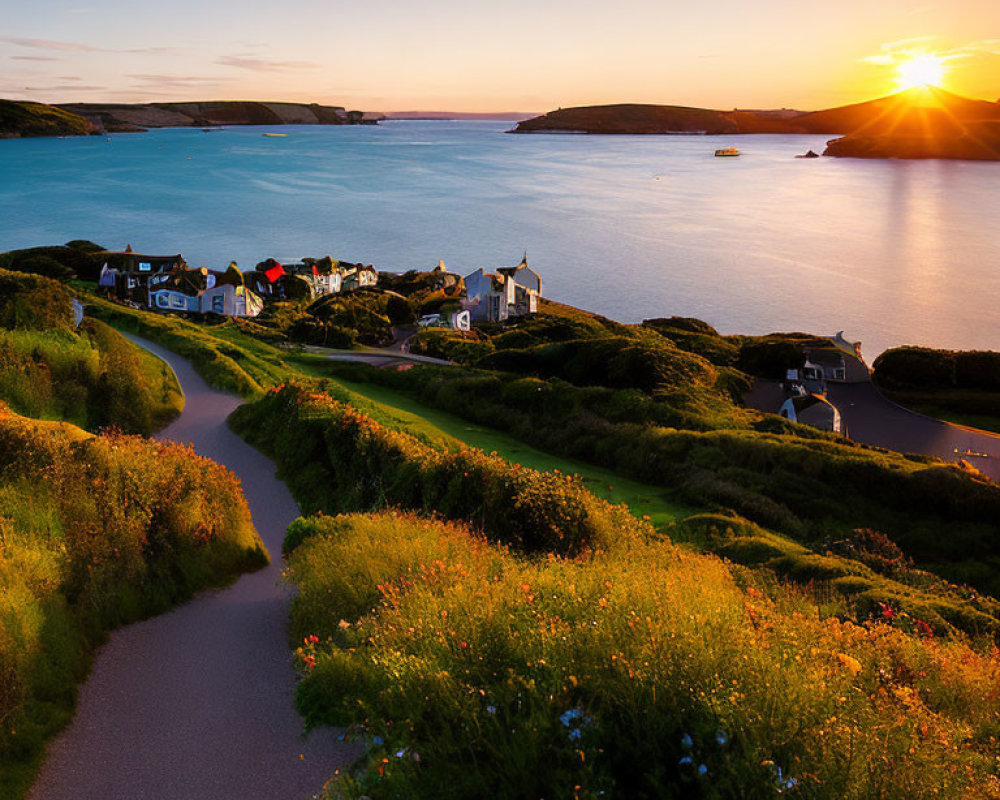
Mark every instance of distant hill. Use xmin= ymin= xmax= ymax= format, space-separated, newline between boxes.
xmin=0 ymin=100 xmax=97 ymax=138
xmin=818 ymin=88 xmax=1000 ymax=160
xmin=512 ymin=89 xmax=1000 ymax=159
xmin=57 ymin=101 xmax=379 ymax=133
xmin=511 ymin=103 xmax=793 ymax=135
xmin=382 ymin=111 xmax=539 ymax=121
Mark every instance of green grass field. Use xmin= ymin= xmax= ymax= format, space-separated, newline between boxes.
xmin=302 ymin=365 xmax=696 ymax=528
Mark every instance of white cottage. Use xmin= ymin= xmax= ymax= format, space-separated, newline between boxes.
xmin=463 ymin=257 xmax=542 ymax=323
xmin=199 ymin=284 xmax=264 ymax=317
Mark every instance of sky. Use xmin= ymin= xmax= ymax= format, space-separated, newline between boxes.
xmin=2 ymin=0 xmax=998 ymax=112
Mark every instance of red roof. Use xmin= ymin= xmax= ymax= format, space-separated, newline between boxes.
xmin=263 ymin=263 xmax=285 ymax=283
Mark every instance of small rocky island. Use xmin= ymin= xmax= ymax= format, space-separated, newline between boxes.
xmin=0 ymin=99 xmax=380 ymax=137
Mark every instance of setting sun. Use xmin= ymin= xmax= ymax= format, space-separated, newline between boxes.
xmin=897 ymin=53 xmax=947 ymax=90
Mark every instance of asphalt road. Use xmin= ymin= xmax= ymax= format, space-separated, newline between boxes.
xmin=29 ymin=336 xmax=359 ymax=800
xmin=828 ymin=382 xmax=1000 ymax=482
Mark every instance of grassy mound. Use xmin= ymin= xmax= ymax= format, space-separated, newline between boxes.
xmin=86 ymin=295 xmax=287 ymax=398
xmin=286 ymin=512 xmax=1000 ymax=799
xmin=0 ymin=407 xmax=267 ymax=797
xmin=0 ymin=242 xmax=105 ymax=282
xmin=0 ymin=270 xmax=182 ymax=434
xmin=231 ymin=383 xmax=643 ymax=556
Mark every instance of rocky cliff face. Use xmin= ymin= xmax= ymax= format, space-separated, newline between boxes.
xmin=0 ymin=100 xmax=97 ymax=138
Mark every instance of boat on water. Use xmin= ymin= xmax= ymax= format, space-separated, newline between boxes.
xmin=715 ymin=146 xmax=740 ymax=157
xmin=262 ymin=133 xmax=287 ymax=138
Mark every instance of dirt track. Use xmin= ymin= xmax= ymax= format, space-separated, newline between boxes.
xmin=29 ymin=336 xmax=359 ymax=800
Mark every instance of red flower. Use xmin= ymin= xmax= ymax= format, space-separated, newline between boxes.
xmin=879 ymin=602 xmax=895 ymax=621
xmin=303 ymin=655 xmax=316 ymax=669
xmin=915 ymin=620 xmax=933 ymax=638
xmin=308 ymin=634 xmax=319 ymax=644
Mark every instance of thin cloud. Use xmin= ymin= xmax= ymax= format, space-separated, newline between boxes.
xmin=11 ymin=55 xmax=62 ymax=62
xmin=127 ymin=73 xmax=235 ymax=87
xmin=216 ymin=55 xmax=320 ymax=71
xmin=861 ymin=37 xmax=1000 ymax=66
xmin=0 ymin=36 xmax=99 ymax=52
xmin=15 ymin=84 xmax=107 ymax=92
xmin=941 ymin=39 xmax=1000 ymax=58
xmin=0 ymin=36 xmax=180 ymax=55
xmin=122 ymin=46 xmax=182 ymax=55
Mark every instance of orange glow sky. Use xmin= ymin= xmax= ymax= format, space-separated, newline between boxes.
xmin=2 ymin=0 xmax=997 ymax=112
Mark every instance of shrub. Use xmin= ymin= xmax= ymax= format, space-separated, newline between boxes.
xmin=0 ymin=244 xmax=103 ymax=282
xmin=230 ymin=383 xmax=644 ymax=557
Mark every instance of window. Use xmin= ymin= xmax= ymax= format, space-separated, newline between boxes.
xmin=212 ymin=295 xmax=225 ymax=314
xmin=139 ymin=261 xmax=152 ymax=272
xmin=156 ymin=294 xmax=169 ymax=308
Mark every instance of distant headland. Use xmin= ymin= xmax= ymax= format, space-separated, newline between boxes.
xmin=512 ymin=88 xmax=1000 ymax=160
xmin=0 ymin=99 xmax=381 ymax=138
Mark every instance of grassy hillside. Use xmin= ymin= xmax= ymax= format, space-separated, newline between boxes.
xmin=0 ymin=270 xmax=182 ymax=434
xmin=286 ymin=512 xmax=1000 ymax=799
xmin=0 ymin=101 xmax=96 ymax=138
xmin=40 ymin=278 xmax=1000 ymax=795
xmin=319 ymin=302 xmax=1000 ymax=635
xmin=84 ymin=285 xmax=1000 ymax=638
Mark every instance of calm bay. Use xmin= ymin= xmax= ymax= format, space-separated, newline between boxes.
xmin=2 ymin=120 xmax=998 ymax=359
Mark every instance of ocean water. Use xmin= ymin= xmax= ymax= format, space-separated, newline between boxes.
xmin=2 ymin=120 xmax=998 ymax=359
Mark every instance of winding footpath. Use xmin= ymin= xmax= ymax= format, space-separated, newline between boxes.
xmin=29 ymin=336 xmax=359 ymax=800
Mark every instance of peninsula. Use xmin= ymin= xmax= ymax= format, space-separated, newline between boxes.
xmin=0 ymin=99 xmax=380 ymax=137
xmin=512 ymin=88 xmax=1000 ymax=160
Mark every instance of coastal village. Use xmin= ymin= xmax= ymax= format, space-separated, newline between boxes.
xmin=97 ymin=245 xmax=542 ymax=328
xmin=95 ymin=243 xmax=877 ymax=439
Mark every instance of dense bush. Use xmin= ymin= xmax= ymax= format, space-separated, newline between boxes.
xmin=305 ymin=291 xmax=395 ymax=346
xmin=875 ymin=346 xmax=1000 ymax=392
xmin=407 ymin=328 xmax=495 ymax=363
xmin=0 ymin=242 xmax=104 ymax=282
xmin=286 ymin=512 xmax=1000 ymax=800
xmin=642 ymin=316 xmax=741 ymax=366
xmin=230 ymin=383 xmax=643 ymax=557
xmin=0 ymin=270 xmax=75 ymax=333
xmin=736 ymin=338 xmax=805 ymax=378
xmin=0 ymin=408 xmax=266 ymax=795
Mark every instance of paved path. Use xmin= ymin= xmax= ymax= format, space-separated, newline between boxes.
xmin=828 ymin=383 xmax=1000 ymax=482
xmin=30 ymin=336 xmax=358 ymax=800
